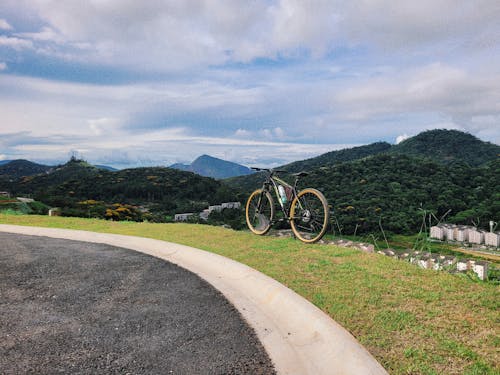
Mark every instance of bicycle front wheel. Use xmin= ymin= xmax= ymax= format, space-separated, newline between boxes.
xmin=290 ymin=188 xmax=329 ymax=243
xmin=246 ymin=189 xmax=274 ymax=235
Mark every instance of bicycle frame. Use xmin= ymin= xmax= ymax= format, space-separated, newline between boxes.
xmin=247 ymin=167 xmax=329 ymax=243
xmin=259 ymin=170 xmax=302 ymax=223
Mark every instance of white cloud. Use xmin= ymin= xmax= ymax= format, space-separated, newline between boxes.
xmin=234 ymin=128 xmax=252 ymax=138
xmin=0 ymin=0 xmax=498 ymax=167
xmin=0 ymin=18 xmax=12 ymax=30
xmin=0 ymin=35 xmax=33 ymax=50
xmin=16 ymin=26 xmax=64 ymax=43
xmin=6 ymin=0 xmax=496 ymax=71
xmin=395 ymin=134 xmax=409 ymax=144
xmin=87 ymin=117 xmax=122 ymax=136
xmin=1 ymin=0 xmax=340 ymax=69
xmin=342 ymin=0 xmax=500 ymax=52
xmin=333 ymin=63 xmax=500 ymax=134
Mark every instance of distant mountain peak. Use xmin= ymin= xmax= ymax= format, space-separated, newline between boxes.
xmin=391 ymin=129 xmax=499 ymax=166
xmin=170 ymin=154 xmax=253 ymax=179
xmin=0 ymin=159 xmax=53 ymax=179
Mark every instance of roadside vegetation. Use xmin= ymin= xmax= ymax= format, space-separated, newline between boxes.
xmin=1 ymin=214 xmax=498 ymax=375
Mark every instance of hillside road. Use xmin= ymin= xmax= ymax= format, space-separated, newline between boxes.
xmin=0 ymin=232 xmax=274 ymax=374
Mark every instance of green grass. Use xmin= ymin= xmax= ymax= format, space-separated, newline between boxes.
xmin=328 ymin=232 xmax=500 ymax=265
xmin=1 ymin=214 xmax=499 ymax=375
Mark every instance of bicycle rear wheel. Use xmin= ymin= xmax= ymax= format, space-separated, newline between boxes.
xmin=246 ymin=189 xmax=274 ymax=235
xmin=290 ymin=188 xmax=329 ymax=243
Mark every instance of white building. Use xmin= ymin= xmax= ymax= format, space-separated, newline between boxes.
xmin=174 ymin=213 xmax=194 ymax=222
xmin=199 ymin=209 xmax=210 ymax=221
xmin=468 ymin=229 xmax=485 ymax=245
xmin=455 ymin=226 xmax=469 ymax=242
xmin=221 ymin=202 xmax=241 ymax=209
xmin=430 ymin=226 xmax=444 ymax=240
xmin=444 ymin=225 xmax=456 ymax=241
xmin=456 ymin=260 xmax=468 ymax=272
xmin=471 ymin=261 xmax=489 ymax=280
xmin=208 ymin=205 xmax=223 ymax=213
xmin=48 ymin=208 xmax=61 ymax=217
xmin=485 ymin=232 xmax=500 ymax=247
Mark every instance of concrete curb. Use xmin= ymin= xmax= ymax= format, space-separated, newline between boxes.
xmin=0 ymin=224 xmax=388 ymax=375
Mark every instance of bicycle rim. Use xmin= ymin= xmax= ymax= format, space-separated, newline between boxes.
xmin=246 ymin=189 xmax=274 ymax=235
xmin=290 ymin=188 xmax=329 ymax=243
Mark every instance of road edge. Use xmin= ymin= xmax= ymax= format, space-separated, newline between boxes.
xmin=0 ymin=224 xmax=387 ymax=375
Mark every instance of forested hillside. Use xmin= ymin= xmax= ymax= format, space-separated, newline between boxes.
xmin=283 ymin=141 xmax=392 ymax=172
xmin=1 ymin=158 xmax=237 ymax=221
xmin=0 ymin=159 xmax=52 ymax=179
xmin=390 ymin=129 xmax=500 ymax=166
xmin=1 ymin=130 xmax=498 ymax=233
xmin=226 ymin=130 xmax=499 ymax=234
xmin=308 ymin=155 xmax=499 ymax=234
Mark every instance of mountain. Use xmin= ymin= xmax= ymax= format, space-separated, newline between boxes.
xmin=0 ymin=159 xmax=52 ymax=179
xmin=170 ymin=155 xmax=253 ymax=179
xmin=225 ymin=141 xmax=394 ymax=192
xmin=225 ymin=130 xmax=499 ymax=192
xmin=223 ymin=130 xmax=499 ymax=234
xmin=169 ymin=163 xmax=190 ymax=171
xmin=95 ymin=164 xmax=118 ymax=171
xmin=0 ymin=158 xmax=238 ymax=221
xmin=304 ymin=154 xmax=499 ymax=234
xmin=0 ymin=160 xmax=13 ymax=166
xmin=282 ymin=142 xmax=392 ymax=173
xmin=390 ymin=129 xmax=500 ymax=166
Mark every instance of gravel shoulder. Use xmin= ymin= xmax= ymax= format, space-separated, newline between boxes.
xmin=0 ymin=232 xmax=275 ymax=374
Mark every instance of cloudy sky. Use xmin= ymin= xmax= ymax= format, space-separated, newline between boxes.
xmin=1 ymin=1 xmax=499 ymax=168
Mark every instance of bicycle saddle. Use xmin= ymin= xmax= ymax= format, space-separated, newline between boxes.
xmin=292 ymin=171 xmax=309 ymax=177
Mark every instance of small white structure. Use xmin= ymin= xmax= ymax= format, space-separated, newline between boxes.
xmin=199 ymin=209 xmax=210 ymax=221
xmin=456 ymin=260 xmax=468 ymax=272
xmin=0 ymin=191 xmax=10 ymax=197
xmin=444 ymin=226 xmax=456 ymax=241
xmin=430 ymin=226 xmax=444 ymax=240
xmin=455 ymin=227 xmax=469 ymax=242
xmin=441 ymin=256 xmax=456 ymax=268
xmin=221 ymin=202 xmax=241 ymax=209
xmin=485 ymin=232 xmax=500 ymax=247
xmin=208 ymin=205 xmax=223 ymax=213
xmin=174 ymin=213 xmax=194 ymax=222
xmin=17 ymin=197 xmax=34 ymax=203
xmin=468 ymin=229 xmax=485 ymax=245
xmin=471 ymin=261 xmax=489 ymax=280
xmin=48 ymin=208 xmax=61 ymax=217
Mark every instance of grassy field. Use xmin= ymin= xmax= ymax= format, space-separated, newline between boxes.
xmin=0 ymin=214 xmax=498 ymax=375
xmin=328 ymin=233 xmax=500 ymax=265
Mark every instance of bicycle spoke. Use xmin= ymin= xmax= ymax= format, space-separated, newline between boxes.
xmin=290 ymin=189 xmax=329 ymax=243
xmin=246 ymin=189 xmax=274 ymax=235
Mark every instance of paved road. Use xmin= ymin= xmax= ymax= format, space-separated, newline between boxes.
xmin=0 ymin=233 xmax=275 ymax=374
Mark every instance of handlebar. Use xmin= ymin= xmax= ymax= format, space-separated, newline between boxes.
xmin=251 ymin=167 xmax=287 ymax=174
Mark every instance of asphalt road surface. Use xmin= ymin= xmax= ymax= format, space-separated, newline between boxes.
xmin=0 ymin=232 xmax=275 ymax=374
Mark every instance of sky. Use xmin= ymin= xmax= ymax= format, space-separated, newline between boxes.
xmin=0 ymin=0 xmax=499 ymax=169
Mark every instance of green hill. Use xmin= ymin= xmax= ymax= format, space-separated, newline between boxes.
xmin=283 ymin=141 xmax=392 ymax=172
xmin=0 ymin=159 xmax=52 ymax=179
xmin=1 ymin=158 xmax=237 ymax=221
xmin=306 ymin=154 xmax=499 ymax=234
xmin=390 ymin=129 xmax=500 ymax=166
xmin=225 ymin=130 xmax=499 ymax=234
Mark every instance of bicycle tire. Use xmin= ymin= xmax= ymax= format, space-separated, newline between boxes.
xmin=290 ymin=188 xmax=329 ymax=243
xmin=245 ymin=189 xmax=274 ymax=235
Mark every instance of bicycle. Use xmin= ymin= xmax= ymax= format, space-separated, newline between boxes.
xmin=245 ymin=168 xmax=330 ymax=243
